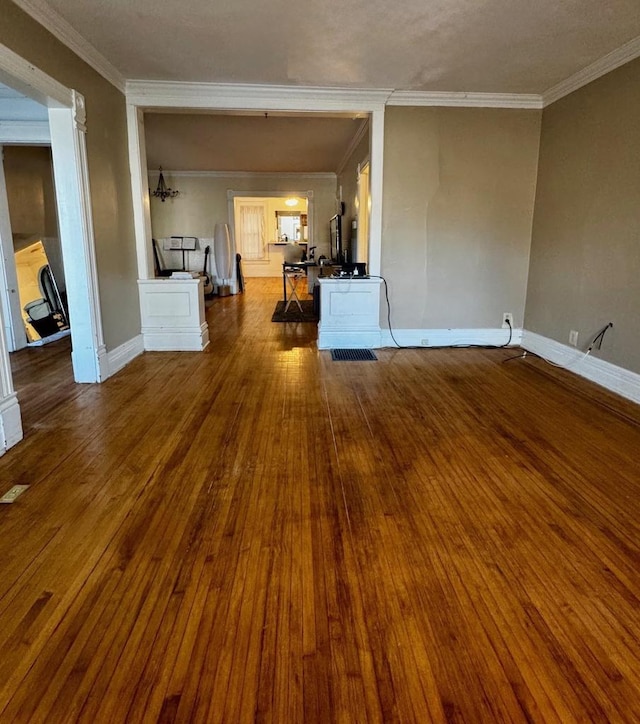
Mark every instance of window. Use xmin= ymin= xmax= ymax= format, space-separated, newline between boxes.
xmin=235 ymin=201 xmax=267 ymax=260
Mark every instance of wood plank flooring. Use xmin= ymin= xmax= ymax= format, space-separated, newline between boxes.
xmin=2 ymin=277 xmax=640 ymax=722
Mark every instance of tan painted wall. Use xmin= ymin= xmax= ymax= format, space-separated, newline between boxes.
xmin=381 ymin=107 xmax=541 ymax=330
xmin=337 ymin=125 xmax=370 ymax=261
xmin=149 ymin=173 xmax=337 ymax=272
xmin=525 ymin=58 xmax=640 ymax=373
xmin=3 ymin=146 xmax=58 ymax=241
xmin=0 ymin=0 xmax=139 ymax=350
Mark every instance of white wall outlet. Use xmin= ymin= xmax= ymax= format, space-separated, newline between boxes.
xmin=502 ymin=313 xmax=514 ymax=329
xmin=569 ymin=330 xmax=579 ymax=347
xmin=421 ymin=339 xmax=429 ymax=346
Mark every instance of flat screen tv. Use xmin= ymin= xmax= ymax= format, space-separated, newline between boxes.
xmin=330 ymin=214 xmax=342 ymax=263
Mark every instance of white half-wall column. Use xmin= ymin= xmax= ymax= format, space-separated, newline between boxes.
xmin=49 ymin=92 xmax=107 ymax=382
xmin=0 ymin=261 xmax=22 ymax=451
xmin=368 ymin=108 xmax=384 ymax=278
xmin=126 ymin=104 xmax=153 ymax=280
xmin=0 ymin=147 xmax=26 ymax=351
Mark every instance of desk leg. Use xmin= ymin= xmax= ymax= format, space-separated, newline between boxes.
xmin=283 ymin=269 xmax=287 ymax=302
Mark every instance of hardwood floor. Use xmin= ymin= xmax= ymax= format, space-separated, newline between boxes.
xmin=2 ymin=277 xmax=640 ymax=722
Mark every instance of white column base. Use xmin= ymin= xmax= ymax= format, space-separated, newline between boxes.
xmin=0 ymin=393 xmax=22 ymax=452
xmin=317 ymin=277 xmax=382 ymax=349
xmin=138 ymin=278 xmax=209 ymax=352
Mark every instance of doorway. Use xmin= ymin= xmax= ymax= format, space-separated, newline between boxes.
xmin=0 ymin=44 xmax=107 ymax=451
xmin=230 ymin=193 xmax=311 ymax=280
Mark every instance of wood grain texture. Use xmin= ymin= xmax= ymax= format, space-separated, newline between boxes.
xmin=1 ymin=277 xmax=640 ymax=723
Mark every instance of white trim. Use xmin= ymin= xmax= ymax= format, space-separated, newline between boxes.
xmin=141 ymin=324 xmax=209 ymax=352
xmin=0 ymin=392 xmax=22 ymax=451
xmin=387 ymin=90 xmax=543 ymax=109
xmin=336 ymin=118 xmax=369 ymax=177
xmin=542 ymin=35 xmax=640 ymax=107
xmin=0 ymin=43 xmax=71 ymax=107
xmin=0 ymin=148 xmax=26 ymax=352
xmin=379 ymin=327 xmax=521 ymax=348
xmin=127 ymin=104 xmax=153 ymax=279
xmin=10 ymin=0 xmax=125 ymax=93
xmin=126 ymin=81 xmax=392 ymax=112
xmin=153 ymin=170 xmax=337 ymax=180
xmin=368 ymin=109 xmax=384 ymax=277
xmin=318 ymin=327 xmax=382 ymax=350
xmin=0 ymin=121 xmax=50 ymax=144
xmin=521 ymin=331 xmax=640 ymax=406
xmin=49 ymin=95 xmax=106 ymax=383
xmin=105 ymin=334 xmax=144 ymax=377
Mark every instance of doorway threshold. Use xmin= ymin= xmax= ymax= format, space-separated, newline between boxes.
xmin=27 ymin=328 xmax=71 ymax=347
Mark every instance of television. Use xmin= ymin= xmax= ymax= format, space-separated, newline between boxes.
xmin=329 ymin=214 xmax=343 ymax=263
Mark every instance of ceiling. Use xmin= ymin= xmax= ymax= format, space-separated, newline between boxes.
xmin=5 ymin=1 xmax=640 ymax=172
xmin=0 ymin=83 xmax=48 ymax=121
xmin=144 ymin=113 xmax=367 ymax=174
xmin=17 ymin=0 xmax=640 ymax=95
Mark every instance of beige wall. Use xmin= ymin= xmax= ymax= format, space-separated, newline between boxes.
xmin=337 ymin=124 xmax=370 ymax=261
xmin=382 ymin=106 xmax=541 ymax=329
xmin=149 ymin=173 xmax=337 ymax=272
xmin=0 ymin=0 xmax=139 ymax=350
xmin=3 ymin=146 xmax=58 ymax=241
xmin=525 ymin=58 xmax=640 ymax=373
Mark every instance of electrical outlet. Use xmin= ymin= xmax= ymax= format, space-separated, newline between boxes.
xmin=502 ymin=313 xmax=513 ymax=329
xmin=569 ymin=330 xmax=579 ymax=347
xmin=421 ymin=339 xmax=429 ymax=346
xmin=0 ymin=484 xmax=29 ymax=504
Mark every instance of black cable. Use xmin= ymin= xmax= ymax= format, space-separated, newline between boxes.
xmin=588 ymin=322 xmax=613 ymax=351
xmin=502 ymin=321 xmax=614 ymax=366
xmin=368 ymin=275 xmax=513 ymax=350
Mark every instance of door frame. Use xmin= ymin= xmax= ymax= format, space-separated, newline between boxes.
xmin=0 ymin=43 xmax=106 ymax=451
xmin=126 ymin=83 xmax=386 ymax=285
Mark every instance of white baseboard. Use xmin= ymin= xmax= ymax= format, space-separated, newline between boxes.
xmin=142 ymin=322 xmax=210 ymax=352
xmin=522 ymin=330 xmax=640 ymax=406
xmin=379 ymin=327 xmax=521 ymax=348
xmin=318 ymin=326 xmax=382 ymax=349
xmin=105 ymin=334 xmax=144 ymax=378
xmin=0 ymin=393 xmax=23 ymax=452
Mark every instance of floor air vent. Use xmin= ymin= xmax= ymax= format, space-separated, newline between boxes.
xmin=331 ymin=348 xmax=377 ymax=361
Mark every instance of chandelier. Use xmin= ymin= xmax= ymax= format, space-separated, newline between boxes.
xmin=151 ymin=167 xmax=179 ymax=202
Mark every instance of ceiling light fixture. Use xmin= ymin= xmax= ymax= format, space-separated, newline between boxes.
xmin=285 ymin=197 xmax=298 ymax=207
xmin=151 ymin=167 xmax=179 ymax=202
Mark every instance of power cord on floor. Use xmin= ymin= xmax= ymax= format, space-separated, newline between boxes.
xmin=503 ymin=322 xmax=614 ymax=368
xmin=369 ymin=275 xmax=514 ymax=350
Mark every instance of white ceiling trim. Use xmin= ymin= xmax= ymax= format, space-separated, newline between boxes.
xmin=11 ymin=0 xmax=126 ymax=93
xmin=127 ymin=81 xmax=392 ymax=112
xmin=542 ymin=34 xmax=640 ymax=107
xmin=387 ymin=91 xmax=543 ymax=109
xmin=0 ymin=42 xmax=71 ymax=107
xmin=336 ymin=119 xmax=369 ymax=177
xmin=0 ymin=120 xmax=50 ymax=143
xmin=150 ymin=170 xmax=336 ymax=180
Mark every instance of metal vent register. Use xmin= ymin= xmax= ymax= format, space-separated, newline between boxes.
xmin=330 ymin=349 xmax=377 ymax=361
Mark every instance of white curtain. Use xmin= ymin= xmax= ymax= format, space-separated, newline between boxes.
xmin=238 ymin=204 xmax=266 ymax=260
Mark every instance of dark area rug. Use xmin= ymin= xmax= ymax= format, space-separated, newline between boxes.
xmin=271 ymin=300 xmax=318 ymax=323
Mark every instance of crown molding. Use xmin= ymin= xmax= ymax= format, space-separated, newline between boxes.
xmin=387 ymin=90 xmax=543 ymax=109
xmin=336 ymin=118 xmax=369 ymax=176
xmin=127 ymin=81 xmax=392 ymax=112
xmin=149 ymin=169 xmax=336 ymax=180
xmin=542 ymin=35 xmax=640 ymax=107
xmin=11 ymin=0 xmax=125 ymax=93
xmin=0 ymin=120 xmax=50 ymax=143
